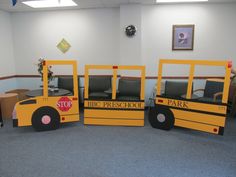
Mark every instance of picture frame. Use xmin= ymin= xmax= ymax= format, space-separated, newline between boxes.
xmin=172 ymin=24 xmax=195 ymax=50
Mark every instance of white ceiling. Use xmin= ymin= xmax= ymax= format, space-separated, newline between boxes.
xmin=0 ymin=0 xmax=235 ymax=12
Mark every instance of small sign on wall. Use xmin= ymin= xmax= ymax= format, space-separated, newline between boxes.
xmin=172 ymin=24 xmax=195 ymax=50
xmin=57 ymin=38 xmax=71 ymax=53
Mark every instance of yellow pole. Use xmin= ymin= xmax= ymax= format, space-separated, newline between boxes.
xmin=140 ymin=67 xmax=146 ymax=100
xmin=157 ymin=60 xmax=163 ymax=96
xmin=187 ymin=64 xmax=195 ymax=99
xmin=73 ymin=61 xmax=78 ymax=98
xmin=84 ymin=66 xmax=89 ymax=99
xmin=222 ymin=65 xmax=231 ymax=103
xmin=112 ymin=68 xmax=117 ymax=100
xmin=43 ymin=61 xmax=48 ymax=97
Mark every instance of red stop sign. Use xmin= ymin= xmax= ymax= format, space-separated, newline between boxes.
xmin=57 ymin=97 xmax=72 ymax=112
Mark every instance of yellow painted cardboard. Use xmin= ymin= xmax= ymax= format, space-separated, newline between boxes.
xmin=15 ymin=60 xmax=80 ymax=128
xmin=153 ymin=59 xmax=231 ymax=135
xmin=84 ymin=65 xmax=145 ymax=126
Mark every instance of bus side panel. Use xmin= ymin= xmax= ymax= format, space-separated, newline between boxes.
xmin=16 ymin=102 xmax=39 ymax=127
xmin=16 ymin=96 xmax=80 ymax=127
xmin=84 ymin=118 xmax=144 ymax=126
xmin=175 ymin=119 xmax=221 ymax=135
xmin=170 ymin=108 xmax=226 ymax=127
xmin=84 ymin=109 xmax=144 ymax=126
xmin=84 ymin=109 xmax=144 ymax=119
xmin=84 ymin=100 xmax=145 ymax=126
xmin=156 ymin=97 xmax=227 ymax=115
xmin=60 ymin=114 xmax=80 ymax=123
xmin=47 ymin=96 xmax=79 ymax=116
xmin=155 ymin=96 xmax=226 ymax=135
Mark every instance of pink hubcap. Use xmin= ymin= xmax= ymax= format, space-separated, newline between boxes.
xmin=41 ymin=115 xmax=51 ymax=125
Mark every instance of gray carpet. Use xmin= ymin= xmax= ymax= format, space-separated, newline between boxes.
xmin=0 ymin=111 xmax=236 ymax=177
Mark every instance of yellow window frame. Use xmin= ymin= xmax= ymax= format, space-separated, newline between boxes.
xmin=84 ymin=65 xmax=146 ymax=100
xmin=43 ymin=60 xmax=79 ymax=98
xmin=156 ymin=59 xmax=231 ymax=103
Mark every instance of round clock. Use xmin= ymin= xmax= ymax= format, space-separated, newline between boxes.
xmin=125 ymin=25 xmax=137 ymax=37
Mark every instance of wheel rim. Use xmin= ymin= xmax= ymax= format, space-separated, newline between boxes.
xmin=157 ymin=113 xmax=166 ymax=123
xmin=41 ymin=115 xmax=51 ymax=125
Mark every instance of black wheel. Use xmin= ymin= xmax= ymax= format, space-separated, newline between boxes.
xmin=32 ymin=106 xmax=60 ymax=131
xmin=148 ymin=105 xmax=175 ymax=130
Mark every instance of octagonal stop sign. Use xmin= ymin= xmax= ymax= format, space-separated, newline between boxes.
xmin=57 ymin=97 xmax=72 ymax=112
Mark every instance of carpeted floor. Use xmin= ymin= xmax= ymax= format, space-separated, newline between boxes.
xmin=0 ymin=111 xmax=236 ymax=177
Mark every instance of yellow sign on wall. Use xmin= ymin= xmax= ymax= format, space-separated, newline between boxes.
xmin=57 ymin=38 xmax=71 ymax=53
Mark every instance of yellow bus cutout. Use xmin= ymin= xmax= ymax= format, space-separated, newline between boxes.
xmin=149 ymin=59 xmax=231 ymax=135
xmin=13 ymin=60 xmax=80 ymax=131
xmin=84 ymin=65 xmax=146 ymax=126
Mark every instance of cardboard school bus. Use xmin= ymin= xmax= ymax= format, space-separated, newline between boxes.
xmin=149 ymin=59 xmax=231 ymax=135
xmin=13 ymin=60 xmax=80 ymax=131
xmin=84 ymin=65 xmax=145 ymax=126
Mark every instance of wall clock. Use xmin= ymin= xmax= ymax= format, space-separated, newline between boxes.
xmin=125 ymin=25 xmax=137 ymax=37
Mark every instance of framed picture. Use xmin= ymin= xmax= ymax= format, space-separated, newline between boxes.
xmin=172 ymin=24 xmax=195 ymax=50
